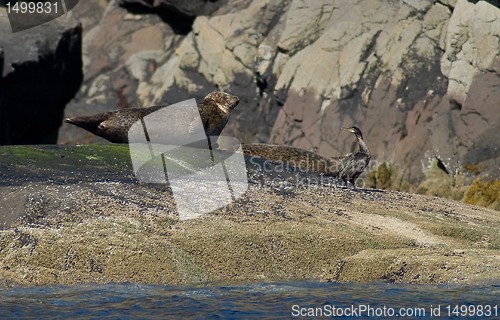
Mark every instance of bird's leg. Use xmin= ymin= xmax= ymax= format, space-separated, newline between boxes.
xmin=350 ymin=179 xmax=358 ymax=190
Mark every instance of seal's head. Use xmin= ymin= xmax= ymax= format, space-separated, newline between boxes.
xmin=204 ymin=91 xmax=239 ymax=115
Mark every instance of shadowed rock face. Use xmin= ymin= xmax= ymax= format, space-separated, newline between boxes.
xmin=65 ymin=91 xmax=239 ymax=143
xmin=118 ymin=0 xmax=227 ymax=34
xmin=0 ymin=19 xmax=83 ymax=145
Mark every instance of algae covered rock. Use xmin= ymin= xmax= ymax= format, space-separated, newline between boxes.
xmin=0 ymin=145 xmax=499 ymax=286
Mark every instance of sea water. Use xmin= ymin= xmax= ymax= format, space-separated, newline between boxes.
xmin=0 ymin=281 xmax=498 ymax=319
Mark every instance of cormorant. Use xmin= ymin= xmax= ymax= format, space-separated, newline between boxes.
xmin=334 ymin=126 xmax=371 ymax=189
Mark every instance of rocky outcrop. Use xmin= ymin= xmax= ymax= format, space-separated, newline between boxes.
xmin=59 ymin=0 xmax=499 ymax=184
xmin=266 ymin=0 xmax=499 ymax=183
xmin=0 ymin=145 xmax=498 ymax=286
xmin=69 ymin=0 xmax=110 ymax=36
xmin=118 ymin=0 xmax=227 ymax=34
xmin=441 ymin=0 xmax=499 ymax=107
xmin=0 ymin=15 xmax=83 ymax=144
xmin=58 ymin=0 xmax=184 ymax=144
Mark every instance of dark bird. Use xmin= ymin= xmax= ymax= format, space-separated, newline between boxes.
xmin=434 ymin=156 xmax=450 ymax=175
xmin=254 ymin=71 xmax=284 ymax=106
xmin=65 ymin=91 xmax=239 ymax=143
xmin=333 ymin=126 xmax=371 ymax=189
xmin=255 ymin=71 xmax=268 ymax=97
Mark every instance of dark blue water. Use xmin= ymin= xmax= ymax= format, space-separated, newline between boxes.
xmin=0 ymin=281 xmax=498 ymax=319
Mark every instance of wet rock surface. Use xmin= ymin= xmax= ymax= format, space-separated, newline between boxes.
xmin=0 ymin=145 xmax=498 ymax=286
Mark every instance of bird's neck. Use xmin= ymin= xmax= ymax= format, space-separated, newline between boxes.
xmin=356 ymin=135 xmax=370 ymax=155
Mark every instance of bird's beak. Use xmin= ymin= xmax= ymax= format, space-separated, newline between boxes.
xmin=341 ymin=127 xmax=352 ymax=132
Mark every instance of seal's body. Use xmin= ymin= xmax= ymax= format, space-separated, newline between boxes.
xmin=65 ymin=92 xmax=239 ymax=143
xmin=242 ymin=143 xmax=339 ymax=175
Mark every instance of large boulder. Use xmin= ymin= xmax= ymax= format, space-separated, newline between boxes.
xmin=0 ymin=15 xmax=83 ymax=144
xmin=0 ymin=144 xmax=498 ymax=286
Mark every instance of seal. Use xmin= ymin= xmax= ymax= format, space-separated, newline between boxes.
xmin=242 ymin=143 xmax=339 ymax=175
xmin=64 ymin=91 xmax=239 ymax=143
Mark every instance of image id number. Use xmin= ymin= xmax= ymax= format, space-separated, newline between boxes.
xmin=446 ymin=305 xmax=498 ymax=317
xmin=6 ymin=1 xmax=59 ymax=14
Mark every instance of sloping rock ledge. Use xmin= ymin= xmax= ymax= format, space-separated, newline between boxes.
xmin=0 ymin=144 xmax=498 ymax=287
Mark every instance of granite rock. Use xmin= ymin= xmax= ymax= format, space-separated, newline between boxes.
xmin=441 ymin=0 xmax=500 ymax=107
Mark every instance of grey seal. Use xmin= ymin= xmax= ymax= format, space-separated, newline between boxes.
xmin=65 ymin=91 xmax=239 ymax=143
